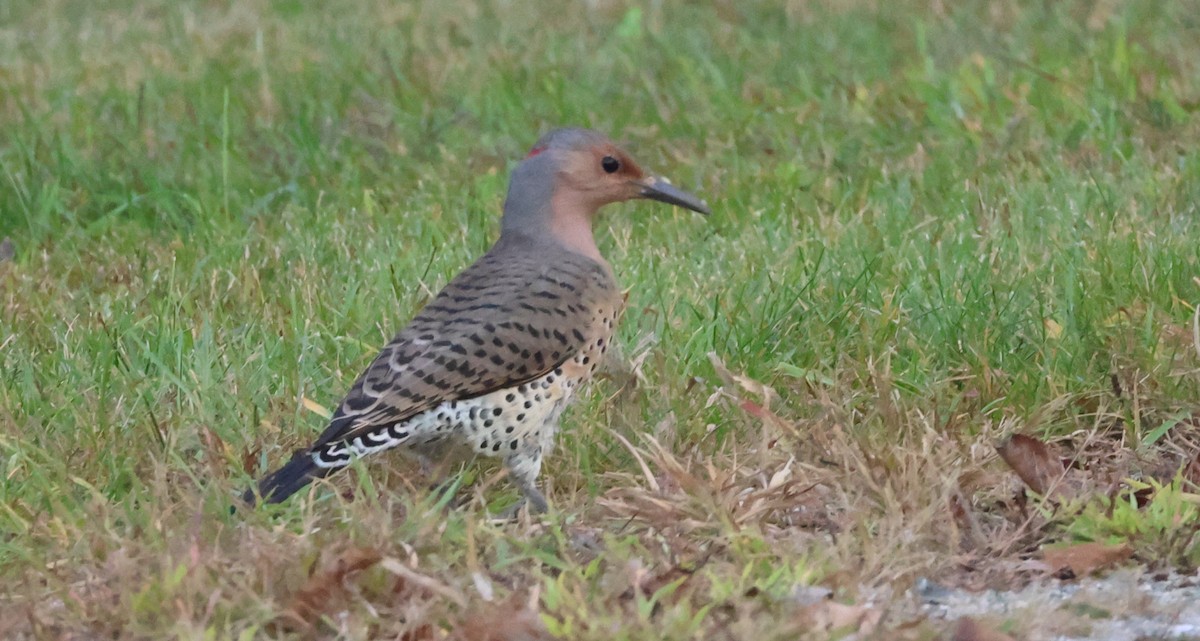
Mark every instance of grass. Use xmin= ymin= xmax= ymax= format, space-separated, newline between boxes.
xmin=2 ymin=0 xmax=1200 ymax=638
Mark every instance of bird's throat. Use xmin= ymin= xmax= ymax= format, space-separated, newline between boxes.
xmin=548 ymin=190 xmax=605 ymax=264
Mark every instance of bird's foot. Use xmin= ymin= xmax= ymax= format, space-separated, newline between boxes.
xmin=492 ymin=498 xmax=528 ymax=522
xmin=491 ymin=486 xmax=548 ymax=521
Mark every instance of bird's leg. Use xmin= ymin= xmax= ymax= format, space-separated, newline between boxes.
xmin=497 ymin=448 xmax=548 ymax=518
xmin=514 ymin=479 xmax=549 ymax=514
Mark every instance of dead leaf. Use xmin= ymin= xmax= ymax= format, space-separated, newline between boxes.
xmin=200 ymin=426 xmax=230 ymax=478
xmin=241 ymin=445 xmax=262 ymax=476
xmin=948 ymin=489 xmax=985 ymax=551
xmin=451 ymin=589 xmax=550 ymax=641
xmin=278 ymin=547 xmax=382 ymax=631
xmin=951 ymin=616 xmax=1017 ymax=641
xmin=1043 ymin=318 xmax=1063 ymax=339
xmin=1042 ymin=541 xmax=1133 ymax=577
xmin=378 ymin=557 xmax=467 ymax=607
xmin=709 ymin=353 xmax=796 ymax=437
xmin=1183 ymin=452 xmax=1200 ymax=490
xmin=792 ymin=599 xmax=882 ymax=635
xmin=619 ymin=557 xmax=705 ymax=606
xmin=301 ymin=395 xmax=333 ymax=419
xmin=708 ymin=352 xmax=779 ymax=408
xmin=996 ymin=434 xmax=1066 ymax=496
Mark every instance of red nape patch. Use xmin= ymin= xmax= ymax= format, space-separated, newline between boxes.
xmin=525 ymin=145 xmax=547 ymax=159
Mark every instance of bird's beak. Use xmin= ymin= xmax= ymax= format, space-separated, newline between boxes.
xmin=634 ymin=176 xmax=711 ymax=215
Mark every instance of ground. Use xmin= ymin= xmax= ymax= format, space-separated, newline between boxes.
xmin=2 ymin=0 xmax=1200 ymax=639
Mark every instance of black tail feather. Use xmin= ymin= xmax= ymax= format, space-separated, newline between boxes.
xmin=243 ymin=450 xmax=339 ymax=506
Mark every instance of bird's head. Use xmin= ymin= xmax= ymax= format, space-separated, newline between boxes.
xmin=501 ymin=128 xmax=709 ymax=257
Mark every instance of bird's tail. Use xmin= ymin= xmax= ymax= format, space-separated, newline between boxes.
xmin=243 ymin=450 xmax=341 ymax=506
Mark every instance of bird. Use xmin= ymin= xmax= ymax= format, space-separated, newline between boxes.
xmin=243 ymin=127 xmax=710 ymax=513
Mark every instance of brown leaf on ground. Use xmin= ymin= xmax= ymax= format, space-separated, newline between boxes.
xmin=241 ymin=445 xmax=262 ymax=476
xmin=996 ymin=434 xmax=1066 ymax=496
xmin=951 ymin=616 xmax=1017 ymax=641
xmin=277 ymin=547 xmax=383 ymax=631
xmin=948 ymin=489 xmax=985 ymax=551
xmin=1183 ymin=452 xmax=1200 ymax=490
xmin=708 ymin=352 xmax=779 ymax=408
xmin=791 ymin=599 xmax=882 ymax=635
xmin=1042 ymin=541 xmax=1133 ymax=577
xmin=619 ymin=557 xmax=705 ymax=605
xmin=200 ymin=426 xmax=230 ymax=478
xmin=451 ymin=590 xmax=551 ymax=641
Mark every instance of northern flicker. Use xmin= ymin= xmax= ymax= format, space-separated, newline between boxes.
xmin=244 ymin=128 xmax=709 ymax=512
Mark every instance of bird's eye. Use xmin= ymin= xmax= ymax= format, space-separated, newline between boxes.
xmin=601 ymin=155 xmax=620 ymax=174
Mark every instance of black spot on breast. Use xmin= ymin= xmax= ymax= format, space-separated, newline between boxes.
xmin=505 ymin=393 xmax=515 ymax=402
xmin=572 ymin=328 xmax=586 ymax=342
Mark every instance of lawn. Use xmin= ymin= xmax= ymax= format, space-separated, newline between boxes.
xmin=2 ymin=0 xmax=1199 ymax=638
